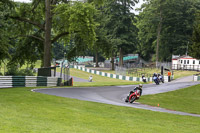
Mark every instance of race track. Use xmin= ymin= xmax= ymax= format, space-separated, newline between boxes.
xmin=33 ymin=77 xmax=200 ymax=117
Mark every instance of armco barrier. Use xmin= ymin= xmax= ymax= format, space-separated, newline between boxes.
xmin=0 ymin=76 xmax=62 ymax=88
xmin=72 ymin=65 xmax=153 ymax=82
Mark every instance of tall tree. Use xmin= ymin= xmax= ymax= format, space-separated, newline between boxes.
xmin=10 ymin=0 xmax=98 ymax=67
xmin=103 ymin=0 xmax=139 ymax=68
xmin=137 ymin=0 xmax=200 ymax=62
xmin=190 ymin=12 xmax=200 ymax=59
xmin=0 ymin=0 xmax=14 ymax=64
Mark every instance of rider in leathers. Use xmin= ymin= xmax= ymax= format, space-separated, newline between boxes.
xmin=130 ymin=84 xmax=143 ymax=96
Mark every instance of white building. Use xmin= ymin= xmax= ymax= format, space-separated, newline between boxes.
xmin=172 ymin=55 xmax=200 ymax=71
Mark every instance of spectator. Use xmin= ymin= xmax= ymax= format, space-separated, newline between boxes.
xmin=168 ymin=71 xmax=171 ymax=82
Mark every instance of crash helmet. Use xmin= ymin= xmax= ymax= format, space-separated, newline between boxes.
xmin=139 ymin=84 xmax=143 ymax=88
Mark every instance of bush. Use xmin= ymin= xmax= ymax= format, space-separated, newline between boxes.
xmin=5 ymin=64 xmax=34 ymax=76
xmin=5 ymin=65 xmax=19 ymax=76
xmin=18 ymin=69 xmax=34 ymax=76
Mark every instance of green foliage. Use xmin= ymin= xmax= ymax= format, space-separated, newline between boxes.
xmin=53 ymin=2 xmax=97 ymax=45
xmin=5 ymin=63 xmax=34 ymax=76
xmin=137 ymin=0 xmax=200 ymax=61
xmin=0 ymin=0 xmax=15 ymax=64
xmin=9 ymin=1 xmax=98 ymax=66
xmin=103 ymin=0 xmax=138 ymax=57
xmin=190 ymin=12 xmax=200 ymax=59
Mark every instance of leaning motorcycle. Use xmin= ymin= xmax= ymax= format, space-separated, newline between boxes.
xmin=153 ymin=76 xmax=159 ymax=85
xmin=125 ymin=90 xmax=141 ymax=103
xmin=159 ymin=76 xmax=164 ymax=83
xmin=142 ymin=77 xmax=146 ymax=82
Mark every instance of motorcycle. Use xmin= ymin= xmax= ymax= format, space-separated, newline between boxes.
xmin=142 ymin=76 xmax=146 ymax=82
xmin=125 ymin=90 xmax=141 ymax=103
xmin=159 ymin=75 xmax=164 ymax=83
xmin=153 ymin=76 xmax=159 ymax=85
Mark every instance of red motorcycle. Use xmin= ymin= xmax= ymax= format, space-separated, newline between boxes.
xmin=125 ymin=90 xmax=141 ymax=103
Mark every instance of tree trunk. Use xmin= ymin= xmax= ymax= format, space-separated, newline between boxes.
xmin=111 ymin=51 xmax=114 ymax=70
xmin=156 ymin=2 xmax=163 ymax=68
xmin=119 ymin=48 xmax=123 ymax=67
xmin=44 ymin=0 xmax=52 ymax=67
xmin=95 ymin=52 xmax=99 ymax=67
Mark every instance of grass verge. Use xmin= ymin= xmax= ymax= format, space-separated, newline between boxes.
xmin=0 ymin=87 xmax=200 ymax=133
xmin=139 ymin=84 xmax=200 ymax=114
xmin=101 ymin=68 xmax=199 ymax=80
xmin=70 ymin=68 xmax=141 ymax=87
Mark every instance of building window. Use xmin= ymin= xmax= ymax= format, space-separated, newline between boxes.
xmin=193 ymin=60 xmax=195 ymax=64
xmin=199 ymin=61 xmax=200 ymax=64
xmin=181 ymin=60 xmax=183 ymax=64
xmin=184 ymin=60 xmax=186 ymax=64
xmin=187 ymin=60 xmax=189 ymax=64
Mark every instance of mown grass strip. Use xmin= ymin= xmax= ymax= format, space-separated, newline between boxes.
xmin=0 ymin=87 xmax=200 ymax=133
xmin=139 ymin=84 xmax=200 ymax=114
xmin=70 ymin=68 xmax=141 ymax=87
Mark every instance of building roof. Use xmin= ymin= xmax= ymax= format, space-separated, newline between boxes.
xmin=172 ymin=55 xmax=194 ymax=60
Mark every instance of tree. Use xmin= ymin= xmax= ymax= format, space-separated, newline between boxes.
xmin=190 ymin=12 xmax=200 ymax=59
xmin=0 ymin=0 xmax=14 ymax=64
xmin=10 ymin=0 xmax=98 ymax=67
xmin=136 ymin=0 xmax=200 ymax=62
xmin=103 ymin=0 xmax=139 ymax=68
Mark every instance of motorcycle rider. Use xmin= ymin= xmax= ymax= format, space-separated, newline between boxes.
xmin=142 ymin=74 xmax=146 ymax=82
xmin=125 ymin=84 xmax=143 ymax=102
xmin=130 ymin=84 xmax=143 ymax=96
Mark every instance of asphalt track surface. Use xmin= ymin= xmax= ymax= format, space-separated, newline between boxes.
xmin=33 ymin=76 xmax=200 ymax=117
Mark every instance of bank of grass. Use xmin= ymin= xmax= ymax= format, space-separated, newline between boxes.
xmin=0 ymin=87 xmax=200 ymax=133
xmin=172 ymin=70 xmax=199 ymax=79
xmin=101 ymin=68 xmax=199 ymax=80
xmin=70 ymin=68 xmax=141 ymax=87
xmin=139 ymin=84 xmax=200 ymax=114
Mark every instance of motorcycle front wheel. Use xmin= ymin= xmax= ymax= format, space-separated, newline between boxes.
xmin=130 ymin=96 xmax=136 ymax=103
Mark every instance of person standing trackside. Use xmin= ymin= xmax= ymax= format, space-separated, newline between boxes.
xmin=168 ymin=71 xmax=171 ymax=82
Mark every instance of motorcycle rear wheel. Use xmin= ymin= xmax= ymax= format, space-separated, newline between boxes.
xmin=125 ymin=96 xmax=129 ymax=102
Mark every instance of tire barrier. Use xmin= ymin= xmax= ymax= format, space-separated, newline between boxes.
xmin=72 ymin=65 xmax=153 ymax=82
xmin=193 ymin=75 xmax=200 ymax=81
xmin=0 ymin=76 xmax=62 ymax=88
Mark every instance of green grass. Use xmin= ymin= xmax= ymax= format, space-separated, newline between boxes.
xmin=101 ymin=68 xmax=199 ymax=80
xmin=172 ymin=70 xmax=199 ymax=79
xmin=0 ymin=87 xmax=200 ymax=133
xmin=139 ymin=84 xmax=200 ymax=114
xmin=70 ymin=68 xmax=141 ymax=87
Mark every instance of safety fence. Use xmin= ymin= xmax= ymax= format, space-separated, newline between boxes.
xmin=73 ymin=65 xmax=154 ymax=82
xmin=0 ymin=76 xmax=62 ymax=88
xmin=172 ymin=64 xmax=200 ymax=71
